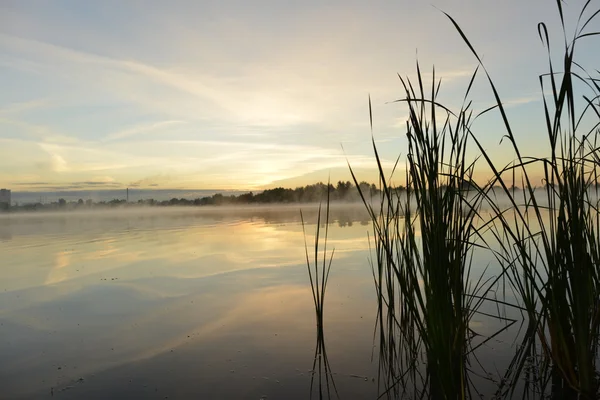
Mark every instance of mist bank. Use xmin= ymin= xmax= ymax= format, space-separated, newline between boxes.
xmin=2 ymin=181 xmax=384 ymax=213
xmin=6 ymin=188 xmax=243 ymax=205
xmin=0 ymin=203 xmax=374 ymax=241
xmin=3 ymin=180 xmax=586 ymax=216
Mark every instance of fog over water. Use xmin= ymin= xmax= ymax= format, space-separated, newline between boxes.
xmin=0 ymin=204 xmax=381 ymax=399
xmin=0 ymin=198 xmax=582 ymax=398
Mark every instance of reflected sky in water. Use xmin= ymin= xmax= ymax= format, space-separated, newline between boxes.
xmin=0 ymin=204 xmax=531 ymax=399
xmin=0 ymin=205 xmax=380 ymax=399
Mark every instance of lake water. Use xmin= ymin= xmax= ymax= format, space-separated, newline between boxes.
xmin=0 ymin=205 xmax=384 ymax=399
xmin=0 ymin=204 xmax=532 ymax=399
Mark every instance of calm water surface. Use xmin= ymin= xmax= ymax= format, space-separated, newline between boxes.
xmin=1 ymin=205 xmax=382 ymax=399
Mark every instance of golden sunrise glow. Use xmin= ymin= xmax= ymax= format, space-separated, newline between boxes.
xmin=0 ymin=1 xmax=579 ymax=191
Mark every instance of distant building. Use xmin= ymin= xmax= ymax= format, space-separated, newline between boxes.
xmin=0 ymin=189 xmax=10 ymax=209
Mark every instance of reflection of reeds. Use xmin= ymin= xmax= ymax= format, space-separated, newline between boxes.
xmin=350 ymin=66 xmax=512 ymax=398
xmin=301 ymin=185 xmax=339 ymax=400
xmin=448 ymin=2 xmax=600 ymax=398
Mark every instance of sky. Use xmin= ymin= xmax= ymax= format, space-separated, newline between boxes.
xmin=1 ymin=0 xmax=598 ymax=191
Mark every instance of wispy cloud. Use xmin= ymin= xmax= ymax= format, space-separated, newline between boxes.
xmin=11 ymin=180 xmax=123 ymax=189
xmin=0 ymin=116 xmax=69 ymax=141
xmin=0 ymin=99 xmax=49 ymax=115
xmin=11 ymin=182 xmax=51 ymax=186
xmin=504 ymin=94 xmax=540 ymax=107
xmin=104 ymin=120 xmax=186 ymax=141
xmin=128 ymin=174 xmax=172 ymax=188
xmin=0 ymin=0 xmax=584 ymax=190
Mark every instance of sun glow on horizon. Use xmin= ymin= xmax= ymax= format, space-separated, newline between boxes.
xmin=1 ymin=0 xmax=597 ymax=192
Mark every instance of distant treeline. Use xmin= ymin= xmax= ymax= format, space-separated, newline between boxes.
xmin=3 ymin=181 xmax=395 ymax=212
xmin=189 ymin=181 xmax=384 ymax=205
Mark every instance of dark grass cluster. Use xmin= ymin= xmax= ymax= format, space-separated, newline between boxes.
xmin=340 ymin=1 xmax=600 ymax=399
xmin=301 ymin=185 xmax=340 ymax=400
xmin=349 ymin=71 xmax=512 ymax=399
xmin=459 ymin=2 xmax=600 ymax=398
